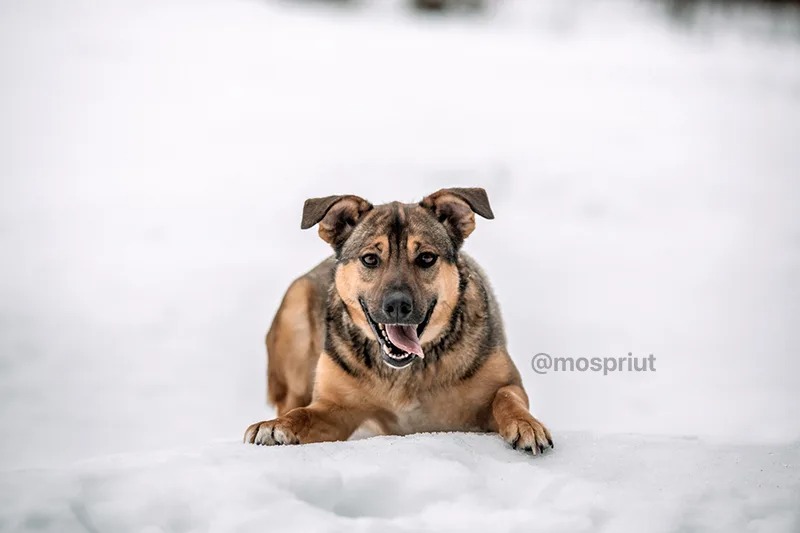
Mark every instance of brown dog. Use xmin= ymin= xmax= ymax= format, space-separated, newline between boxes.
xmin=244 ymin=188 xmax=553 ymax=454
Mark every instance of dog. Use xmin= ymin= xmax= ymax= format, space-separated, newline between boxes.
xmin=244 ymin=188 xmax=553 ymax=454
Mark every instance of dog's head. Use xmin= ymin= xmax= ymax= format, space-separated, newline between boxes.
xmin=301 ymin=188 xmax=494 ymax=369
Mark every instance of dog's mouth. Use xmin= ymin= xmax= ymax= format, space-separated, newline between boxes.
xmin=359 ymin=298 xmax=436 ymax=370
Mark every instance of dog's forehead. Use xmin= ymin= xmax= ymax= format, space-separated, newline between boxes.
xmin=340 ymin=201 xmax=454 ymax=257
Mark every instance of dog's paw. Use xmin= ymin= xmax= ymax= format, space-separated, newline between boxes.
xmin=499 ymin=414 xmax=554 ymax=455
xmin=243 ymin=419 xmax=300 ymax=446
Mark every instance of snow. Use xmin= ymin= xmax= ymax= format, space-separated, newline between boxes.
xmin=1 ymin=0 xmax=799 ymax=530
xmin=2 ymin=433 xmax=799 ymax=532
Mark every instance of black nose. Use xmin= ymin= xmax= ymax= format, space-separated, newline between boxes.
xmin=382 ymin=291 xmax=414 ymax=322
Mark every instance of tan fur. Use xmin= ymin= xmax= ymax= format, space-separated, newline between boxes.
xmin=333 ymin=261 xmax=374 ymax=334
xmin=418 ymin=260 xmax=460 ymax=345
xmin=266 ymin=259 xmax=331 ymax=416
xmin=246 ymin=190 xmax=553 ymax=455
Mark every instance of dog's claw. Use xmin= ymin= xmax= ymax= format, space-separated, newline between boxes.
xmin=500 ymin=415 xmax=552 ymax=457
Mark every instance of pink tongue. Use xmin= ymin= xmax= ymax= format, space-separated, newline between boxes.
xmin=384 ymin=325 xmax=424 ymax=358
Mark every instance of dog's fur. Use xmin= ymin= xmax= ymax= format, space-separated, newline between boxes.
xmin=244 ymin=188 xmax=552 ymax=453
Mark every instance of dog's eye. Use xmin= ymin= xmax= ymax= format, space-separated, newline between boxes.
xmin=361 ymin=254 xmax=380 ymax=268
xmin=416 ymin=252 xmax=438 ymax=268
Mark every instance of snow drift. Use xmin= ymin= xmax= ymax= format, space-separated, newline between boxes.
xmin=2 ymin=433 xmax=799 ymax=532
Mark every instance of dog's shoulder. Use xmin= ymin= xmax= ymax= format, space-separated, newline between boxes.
xmin=457 ymin=251 xmax=506 ymax=346
xmin=303 ymin=255 xmax=336 ymax=289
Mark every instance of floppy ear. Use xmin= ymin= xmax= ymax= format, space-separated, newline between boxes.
xmin=420 ymin=187 xmax=494 ymax=245
xmin=300 ymin=194 xmax=373 ymax=248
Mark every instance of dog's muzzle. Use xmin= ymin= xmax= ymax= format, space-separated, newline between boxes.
xmin=359 ymin=298 xmax=436 ymax=369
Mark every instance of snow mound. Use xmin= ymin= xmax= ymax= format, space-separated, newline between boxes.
xmin=1 ymin=432 xmax=797 ymax=533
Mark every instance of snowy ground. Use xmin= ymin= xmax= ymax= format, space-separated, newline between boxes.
xmin=1 ymin=0 xmax=799 ymax=531
xmin=2 ymin=433 xmax=799 ymax=532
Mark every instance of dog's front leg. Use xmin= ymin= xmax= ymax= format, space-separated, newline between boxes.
xmin=244 ymin=400 xmax=363 ymax=446
xmin=490 ymin=385 xmax=553 ymax=455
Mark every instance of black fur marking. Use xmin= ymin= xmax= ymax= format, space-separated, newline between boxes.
xmin=392 ymin=205 xmax=403 ymax=244
xmin=354 ymin=332 xmax=375 ymax=369
xmin=481 ymin=283 xmax=501 ymax=348
xmin=423 ymin=304 xmax=465 ymax=365
xmin=324 ymin=342 xmax=360 ymax=378
xmin=389 ymin=203 xmax=407 ymax=261
xmin=420 ymin=262 xmax=469 ymax=365
xmin=456 ymin=338 xmax=492 ymax=381
xmin=457 ymin=268 xmax=468 ymax=294
xmin=329 ymin=301 xmax=376 ymax=370
xmin=456 ymin=273 xmax=496 ymax=381
xmin=416 ymin=298 xmax=437 ymax=338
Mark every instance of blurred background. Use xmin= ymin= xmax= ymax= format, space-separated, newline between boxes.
xmin=1 ymin=0 xmax=799 ymax=469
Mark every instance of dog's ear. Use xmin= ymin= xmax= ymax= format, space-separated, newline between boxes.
xmin=420 ymin=187 xmax=494 ymax=245
xmin=301 ymin=194 xmax=373 ymax=248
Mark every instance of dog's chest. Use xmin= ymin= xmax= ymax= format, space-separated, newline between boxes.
xmin=393 ymin=400 xmax=428 ymax=434
xmin=378 ymin=397 xmax=484 ymax=435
